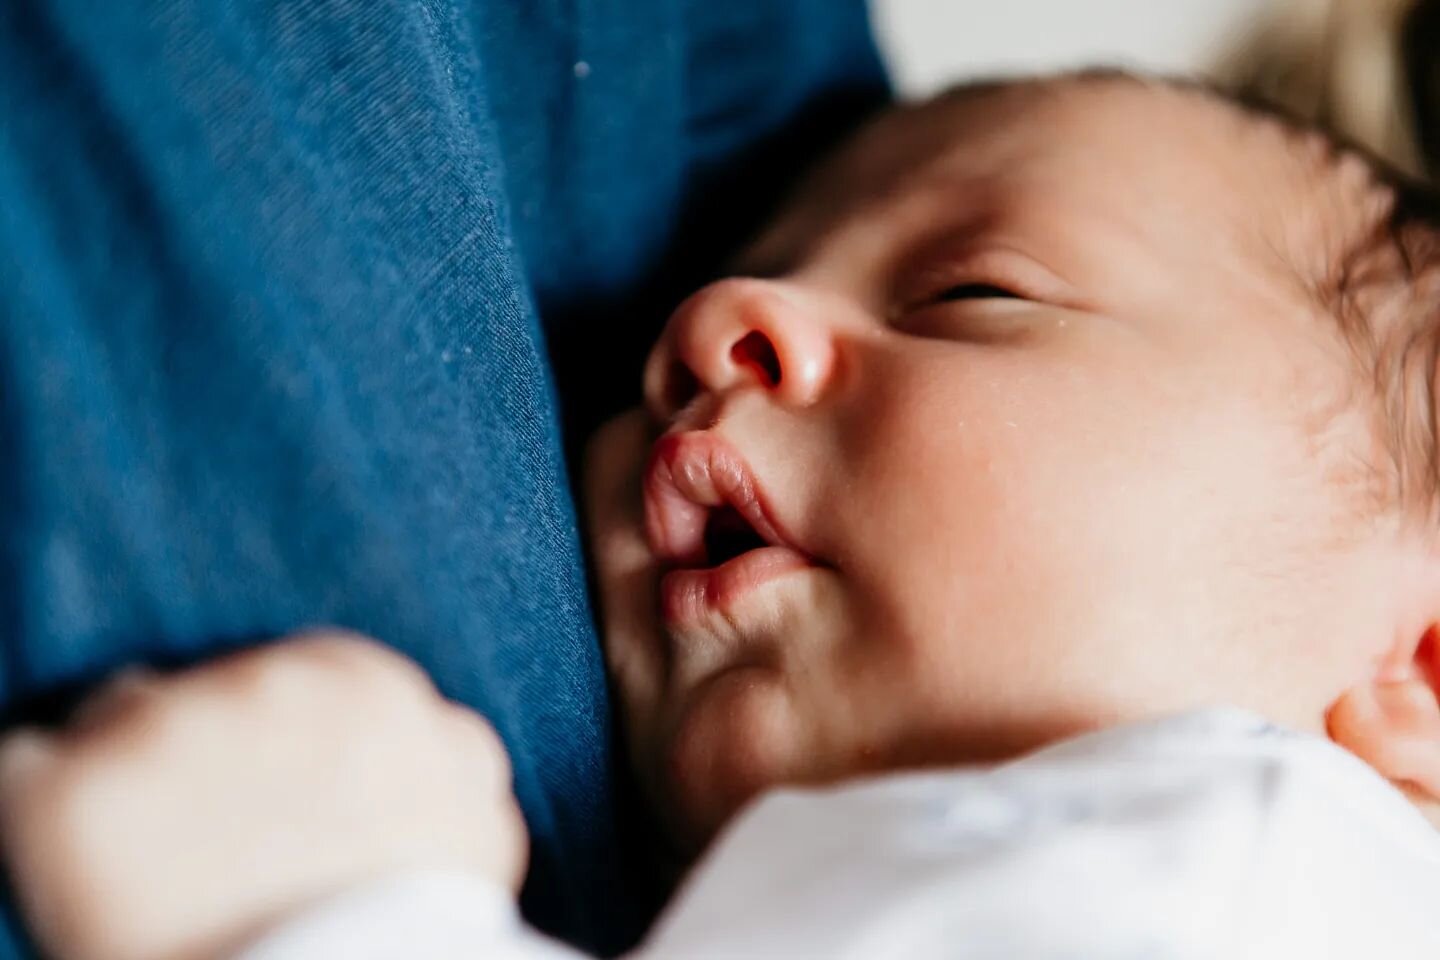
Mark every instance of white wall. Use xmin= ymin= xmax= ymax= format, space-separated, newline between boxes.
xmin=871 ymin=0 xmax=1273 ymax=97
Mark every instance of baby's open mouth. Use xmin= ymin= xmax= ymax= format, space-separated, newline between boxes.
xmin=642 ymin=430 xmax=808 ymax=567
xmin=643 ymin=431 xmax=816 ymax=624
xmin=703 ymin=505 xmax=769 ymax=567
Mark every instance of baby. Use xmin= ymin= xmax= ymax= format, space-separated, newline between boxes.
xmin=589 ymin=69 xmax=1440 ymax=850
xmin=5 ymin=70 xmax=1440 ymax=960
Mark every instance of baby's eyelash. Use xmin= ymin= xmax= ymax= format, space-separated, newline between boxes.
xmin=934 ymin=283 xmax=1024 ymax=302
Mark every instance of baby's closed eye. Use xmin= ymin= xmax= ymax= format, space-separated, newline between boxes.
xmin=932 ymin=282 xmax=1025 ymax=302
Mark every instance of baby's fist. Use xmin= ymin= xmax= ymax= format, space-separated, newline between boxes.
xmin=0 ymin=632 xmax=527 ymax=960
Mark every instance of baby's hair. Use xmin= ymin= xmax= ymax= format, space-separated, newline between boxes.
xmin=1198 ymin=72 xmax=1440 ymax=523
xmin=1212 ymin=1 xmax=1440 ymax=518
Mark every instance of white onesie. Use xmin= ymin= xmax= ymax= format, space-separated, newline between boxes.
xmin=239 ymin=708 xmax=1440 ymax=959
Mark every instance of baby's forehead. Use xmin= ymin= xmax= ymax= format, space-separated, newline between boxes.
xmin=753 ymin=76 xmax=1390 ymax=309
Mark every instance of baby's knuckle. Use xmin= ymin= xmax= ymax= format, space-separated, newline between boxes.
xmin=71 ymin=690 xmax=186 ymax=762
xmin=195 ymin=650 xmax=304 ymax=714
xmin=15 ymin=762 xmax=113 ymax=882
xmin=268 ymin=629 xmax=379 ymax=672
xmin=0 ymin=752 xmax=66 ymax=874
xmin=440 ymin=704 xmax=506 ymax=762
xmin=284 ymin=630 xmax=434 ymax=695
xmin=73 ymin=670 xmax=167 ymax=731
xmin=0 ymin=729 xmax=57 ymax=800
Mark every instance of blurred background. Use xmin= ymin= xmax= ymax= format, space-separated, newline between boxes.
xmin=873 ymin=0 xmax=1268 ymax=95
xmin=873 ymin=0 xmax=1440 ymax=178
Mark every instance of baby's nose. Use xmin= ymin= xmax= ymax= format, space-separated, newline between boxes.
xmin=644 ymin=278 xmax=837 ymax=421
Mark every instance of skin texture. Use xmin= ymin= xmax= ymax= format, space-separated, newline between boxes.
xmin=585 ymin=77 xmax=1440 ymax=852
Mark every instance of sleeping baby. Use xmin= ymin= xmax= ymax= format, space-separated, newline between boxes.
xmin=4 ymin=70 xmax=1440 ymax=960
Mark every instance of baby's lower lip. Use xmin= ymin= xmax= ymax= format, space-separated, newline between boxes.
xmin=659 ymin=546 xmax=812 ymax=627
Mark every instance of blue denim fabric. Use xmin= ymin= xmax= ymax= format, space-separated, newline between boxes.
xmin=0 ymin=0 xmax=887 ymax=955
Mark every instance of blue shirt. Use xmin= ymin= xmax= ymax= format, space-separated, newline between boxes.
xmin=0 ymin=0 xmax=888 ymax=954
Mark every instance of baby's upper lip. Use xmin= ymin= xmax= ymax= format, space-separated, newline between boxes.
xmin=642 ymin=430 xmax=805 ymax=568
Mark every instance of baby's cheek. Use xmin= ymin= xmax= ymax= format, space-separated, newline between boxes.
xmin=663 ymin=668 xmax=804 ymax=847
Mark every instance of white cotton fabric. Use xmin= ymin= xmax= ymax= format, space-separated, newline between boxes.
xmin=238 ymin=708 xmax=1440 ymax=960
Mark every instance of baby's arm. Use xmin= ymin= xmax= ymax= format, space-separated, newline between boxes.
xmin=0 ymin=632 xmax=552 ymax=960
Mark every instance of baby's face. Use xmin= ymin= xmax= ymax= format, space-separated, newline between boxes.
xmin=586 ymin=80 xmax=1392 ymax=850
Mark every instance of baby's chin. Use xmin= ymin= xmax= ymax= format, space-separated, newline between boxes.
xmin=640 ymin=664 xmax=811 ymax=854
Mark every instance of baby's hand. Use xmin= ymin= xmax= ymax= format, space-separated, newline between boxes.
xmin=0 ymin=632 xmax=527 ymax=960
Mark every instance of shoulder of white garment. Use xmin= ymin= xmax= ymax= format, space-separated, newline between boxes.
xmin=639 ymin=707 xmax=1440 ymax=960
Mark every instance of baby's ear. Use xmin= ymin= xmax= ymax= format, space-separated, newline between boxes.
xmin=1328 ymin=627 xmax=1440 ymax=801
